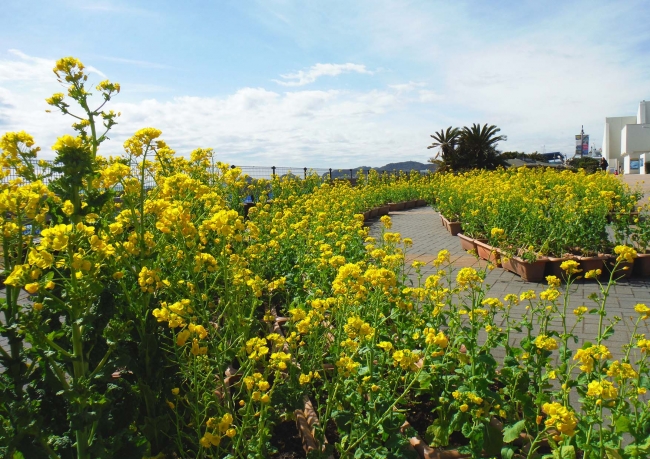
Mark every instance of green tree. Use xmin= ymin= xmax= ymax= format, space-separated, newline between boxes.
xmin=428 ymin=123 xmax=507 ymax=171
xmin=427 ymin=127 xmax=461 ymax=171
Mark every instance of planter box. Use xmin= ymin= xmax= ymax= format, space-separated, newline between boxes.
xmin=376 ymin=205 xmax=390 ymax=216
xmin=458 ymin=233 xmax=476 ymax=251
xmin=388 ymin=202 xmax=405 ymax=211
xmin=498 ymin=250 xmax=515 ymax=273
xmin=606 ymin=256 xmax=633 ymax=279
xmin=576 ymin=255 xmax=607 ymax=275
xmin=369 ymin=208 xmax=379 ymax=218
xmin=475 ymin=240 xmax=500 ymax=265
xmin=440 ymin=214 xmax=461 ymax=235
xmin=510 ymin=256 xmax=548 ymax=283
xmin=634 ymin=253 xmax=650 ymax=277
xmin=440 ymin=214 xmax=462 ymax=234
xmin=404 ymin=200 xmax=416 ymax=209
xmin=416 ymin=199 xmax=427 ymax=207
xmin=447 ymin=221 xmax=462 ymax=236
xmin=545 ymin=256 xmax=570 ymax=279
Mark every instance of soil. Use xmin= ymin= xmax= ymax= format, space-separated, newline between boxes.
xmin=269 ymin=420 xmax=306 ymax=459
xmin=324 ymin=419 xmax=341 ymax=458
xmin=405 ymin=395 xmax=436 ymax=439
xmin=404 ymin=395 xmax=471 ymax=449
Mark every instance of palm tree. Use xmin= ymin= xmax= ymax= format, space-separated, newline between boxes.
xmin=459 ymin=123 xmax=507 ymax=170
xmin=428 ymin=124 xmax=507 ymax=171
xmin=427 ymin=127 xmax=461 ymax=170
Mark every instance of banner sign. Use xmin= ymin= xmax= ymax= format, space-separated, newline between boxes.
xmin=575 ymin=134 xmax=589 ymax=155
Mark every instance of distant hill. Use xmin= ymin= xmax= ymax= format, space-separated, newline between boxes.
xmin=329 ymin=161 xmax=437 ymax=179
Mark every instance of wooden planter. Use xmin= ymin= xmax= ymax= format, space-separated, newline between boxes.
xmin=416 ymin=199 xmax=427 ymax=207
xmin=458 ymin=233 xmax=476 ymax=252
xmin=510 ymin=256 xmax=548 ymax=282
xmin=440 ymin=214 xmax=447 ymax=229
xmin=634 ymin=253 xmax=650 ymax=276
xmin=389 ymin=202 xmax=406 ymax=211
xmin=475 ymin=240 xmax=500 ymax=266
xmin=404 ymin=200 xmax=416 ymax=209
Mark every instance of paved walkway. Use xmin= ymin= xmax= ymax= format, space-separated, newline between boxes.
xmin=369 ymin=206 xmax=650 ymax=361
xmin=620 ymin=174 xmax=650 ymax=201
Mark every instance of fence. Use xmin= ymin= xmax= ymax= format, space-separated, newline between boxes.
xmin=236 ymin=165 xmax=434 ymax=181
xmin=3 ymin=159 xmax=434 ymax=186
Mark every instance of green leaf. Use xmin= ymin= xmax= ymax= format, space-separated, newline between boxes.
xmin=553 ymin=445 xmax=576 ymax=459
xmin=623 ymin=436 xmax=650 ymax=456
xmin=503 ymin=420 xmax=526 ymax=443
xmin=417 ymin=372 xmax=431 ymax=389
xmin=501 ymin=446 xmax=515 ymax=459
xmin=425 ymin=420 xmax=449 ymax=447
xmin=605 ymin=447 xmax=624 ymax=459
xmin=614 ymin=415 xmax=630 ymax=434
xmin=483 ymin=421 xmax=503 ymax=456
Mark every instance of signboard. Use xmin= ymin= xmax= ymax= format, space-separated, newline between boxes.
xmin=575 ymin=134 xmax=589 ymax=155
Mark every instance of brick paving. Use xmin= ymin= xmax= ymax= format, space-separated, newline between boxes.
xmin=369 ymin=206 xmax=650 ymax=361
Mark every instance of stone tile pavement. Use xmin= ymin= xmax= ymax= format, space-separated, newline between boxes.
xmin=369 ymin=206 xmax=650 ymax=361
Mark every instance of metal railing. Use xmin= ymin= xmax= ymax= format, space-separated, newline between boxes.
xmin=3 ymin=159 xmax=435 ymax=185
xmin=235 ymin=165 xmax=434 ymax=181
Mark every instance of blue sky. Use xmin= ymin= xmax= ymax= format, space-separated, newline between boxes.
xmin=1 ymin=0 xmax=650 ymax=167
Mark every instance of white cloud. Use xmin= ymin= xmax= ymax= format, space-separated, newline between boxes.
xmin=388 ymin=81 xmax=425 ymax=94
xmin=274 ymin=63 xmax=373 ymax=87
xmin=252 ymin=0 xmax=650 ymax=154
xmin=418 ymin=90 xmax=442 ymax=103
xmin=0 ymin=51 xmax=432 ymax=168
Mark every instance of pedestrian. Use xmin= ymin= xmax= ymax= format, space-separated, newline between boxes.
xmin=600 ymin=157 xmax=608 ymax=172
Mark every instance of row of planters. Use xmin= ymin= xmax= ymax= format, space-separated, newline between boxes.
xmin=454 ymin=228 xmax=647 ymax=282
xmin=2 ymin=57 xmax=650 ymax=459
xmin=432 ymin=167 xmax=647 ymax=282
xmin=362 ymin=199 xmax=428 ymax=222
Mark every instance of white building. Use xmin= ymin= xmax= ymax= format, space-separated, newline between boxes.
xmin=602 ymin=100 xmax=650 ymax=174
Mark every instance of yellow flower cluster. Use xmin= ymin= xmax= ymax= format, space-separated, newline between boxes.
xmin=586 ymin=379 xmax=618 ymax=401
xmin=152 ymin=299 xmax=191 ymax=329
xmin=336 ymin=354 xmax=360 ymax=377
xmin=542 ymin=402 xmax=578 ymax=437
xmin=344 ymin=316 xmax=375 ymax=340
xmin=200 ymin=413 xmax=236 ymax=448
xmin=423 ymin=328 xmax=449 ymax=349
xmin=614 ymin=245 xmax=637 ymax=263
xmin=534 ymin=334 xmax=558 ymax=351
xmin=392 ymin=349 xmax=421 ymax=371
xmin=574 ymin=345 xmax=613 ymax=373
xmin=456 ymin=267 xmax=482 ymax=290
